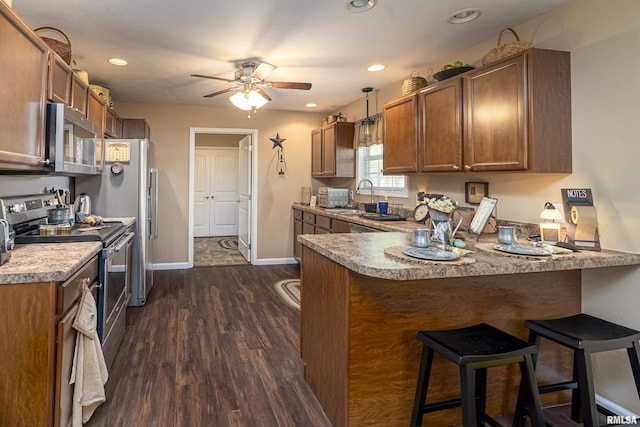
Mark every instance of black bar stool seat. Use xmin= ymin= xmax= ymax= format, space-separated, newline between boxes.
xmin=410 ymin=323 xmax=545 ymax=427
xmin=513 ymin=313 xmax=640 ymax=427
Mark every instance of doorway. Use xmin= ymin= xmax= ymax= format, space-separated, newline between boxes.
xmin=189 ymin=128 xmax=257 ymax=267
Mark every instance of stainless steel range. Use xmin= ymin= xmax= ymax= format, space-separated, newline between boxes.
xmin=0 ymin=193 xmax=133 ymax=368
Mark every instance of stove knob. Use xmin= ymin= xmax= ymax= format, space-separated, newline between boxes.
xmin=8 ymin=203 xmax=23 ymax=213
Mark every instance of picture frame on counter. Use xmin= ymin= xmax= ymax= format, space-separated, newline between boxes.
xmin=469 ymin=197 xmax=498 ymax=235
xmin=465 ymin=182 xmax=489 ymax=205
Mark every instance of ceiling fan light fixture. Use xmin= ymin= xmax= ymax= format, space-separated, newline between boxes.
xmin=447 ymin=8 xmax=481 ymax=24
xmin=346 ymin=0 xmax=376 ymax=14
xmin=229 ymin=89 xmax=268 ymax=111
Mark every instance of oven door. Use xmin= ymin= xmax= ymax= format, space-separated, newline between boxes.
xmin=98 ymin=231 xmax=134 ymax=343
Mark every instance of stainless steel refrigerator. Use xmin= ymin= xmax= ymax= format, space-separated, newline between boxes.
xmin=76 ymin=139 xmax=158 ymax=306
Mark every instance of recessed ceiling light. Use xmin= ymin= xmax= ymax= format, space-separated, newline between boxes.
xmin=108 ymin=58 xmax=128 ymax=66
xmin=447 ymin=8 xmax=481 ymax=24
xmin=306 ymin=103 xmax=318 ymax=108
xmin=346 ymin=0 xmax=377 ymax=14
xmin=367 ymin=64 xmax=385 ymax=72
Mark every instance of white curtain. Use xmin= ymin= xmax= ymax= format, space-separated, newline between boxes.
xmin=354 ymin=112 xmax=383 ymax=147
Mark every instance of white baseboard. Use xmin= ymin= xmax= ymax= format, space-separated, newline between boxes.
xmin=153 ymin=258 xmax=299 ymax=270
xmin=253 ymin=257 xmax=299 ymax=266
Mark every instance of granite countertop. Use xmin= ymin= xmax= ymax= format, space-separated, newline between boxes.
xmin=297 ymin=231 xmax=640 ymax=281
xmin=293 ymin=204 xmax=422 ymax=233
xmin=0 ymin=242 xmax=102 ymax=284
xmin=104 ymin=216 xmax=136 ymax=228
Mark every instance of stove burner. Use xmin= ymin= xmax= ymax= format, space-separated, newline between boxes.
xmin=14 ymin=221 xmax=126 ymax=247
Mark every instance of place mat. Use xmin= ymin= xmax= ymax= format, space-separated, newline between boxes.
xmin=474 ymin=242 xmax=553 ymax=261
xmin=384 ymin=246 xmax=476 ymax=266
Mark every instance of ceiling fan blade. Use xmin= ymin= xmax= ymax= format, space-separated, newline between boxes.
xmin=203 ymin=87 xmax=237 ymax=98
xmin=252 ymin=62 xmax=277 ymax=80
xmin=255 ymin=88 xmax=272 ymax=101
xmin=270 ymin=81 xmax=312 ymax=90
xmin=191 ymin=74 xmax=235 ymax=83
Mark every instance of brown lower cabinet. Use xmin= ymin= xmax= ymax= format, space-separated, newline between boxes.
xmin=293 ymin=208 xmax=370 ymax=259
xmin=0 ymin=255 xmax=99 ymax=427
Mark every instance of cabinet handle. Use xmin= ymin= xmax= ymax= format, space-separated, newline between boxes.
xmin=464 ymin=165 xmax=472 ymax=171
xmin=452 ymin=165 xmax=460 ymax=171
xmin=40 ymin=159 xmax=51 ymax=165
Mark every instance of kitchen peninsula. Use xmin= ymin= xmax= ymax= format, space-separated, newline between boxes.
xmin=298 ymin=231 xmax=640 ymax=427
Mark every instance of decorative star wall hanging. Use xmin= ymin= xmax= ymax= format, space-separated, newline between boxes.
xmin=270 ymin=133 xmax=286 ymax=149
xmin=270 ymin=133 xmax=287 ymax=174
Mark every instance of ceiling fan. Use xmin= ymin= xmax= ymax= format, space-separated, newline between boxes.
xmin=191 ymin=61 xmax=312 ymax=103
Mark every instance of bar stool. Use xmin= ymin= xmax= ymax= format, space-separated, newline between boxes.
xmin=410 ymin=323 xmax=545 ymax=427
xmin=513 ymin=313 xmax=640 ymax=427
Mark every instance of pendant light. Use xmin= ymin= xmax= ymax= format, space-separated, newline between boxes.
xmin=361 ymin=87 xmax=374 ymax=145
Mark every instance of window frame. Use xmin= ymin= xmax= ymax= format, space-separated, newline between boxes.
xmin=356 ymin=143 xmax=409 ymax=199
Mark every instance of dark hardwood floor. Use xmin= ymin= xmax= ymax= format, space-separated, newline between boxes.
xmin=87 ymin=264 xmax=332 ymax=427
xmin=87 ymin=264 xmax=591 ymax=427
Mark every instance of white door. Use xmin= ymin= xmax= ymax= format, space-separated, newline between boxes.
xmin=238 ymin=135 xmax=251 ymax=261
xmin=194 ymin=147 xmax=239 ymax=237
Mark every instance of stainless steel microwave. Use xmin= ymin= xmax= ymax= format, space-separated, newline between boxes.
xmin=45 ymin=103 xmax=97 ymax=175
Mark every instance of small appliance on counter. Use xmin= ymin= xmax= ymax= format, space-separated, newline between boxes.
xmin=317 ymin=187 xmax=349 ymax=208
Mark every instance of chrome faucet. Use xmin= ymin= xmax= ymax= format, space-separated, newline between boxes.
xmin=357 ymin=178 xmax=375 ymax=204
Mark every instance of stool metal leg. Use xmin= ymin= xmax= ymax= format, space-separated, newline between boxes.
xmin=460 ymin=364 xmax=479 ymax=427
xmin=512 ymin=331 xmax=541 ymax=427
xmin=475 ymin=368 xmax=488 ymax=427
xmin=411 ymin=346 xmax=434 ymax=427
xmin=570 ymin=352 xmax=581 ymax=422
xmin=575 ymin=349 xmax=599 ymax=427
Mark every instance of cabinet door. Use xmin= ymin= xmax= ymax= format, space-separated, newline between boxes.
xmin=105 ymin=107 xmax=119 ymax=138
xmin=465 ymin=55 xmax=527 ymax=171
xmin=294 ymin=219 xmax=302 ymax=259
xmin=121 ymin=118 xmax=150 ymax=139
xmin=321 ymin=126 xmax=336 ymax=176
xmin=382 ymin=94 xmax=419 ymax=174
xmin=0 ymin=6 xmax=49 ymax=169
xmin=70 ymin=74 xmax=88 ymax=116
xmin=87 ymin=90 xmax=106 ymax=172
xmin=332 ymin=219 xmax=351 ymax=233
xmin=419 ymin=79 xmax=463 ymax=172
xmin=48 ymin=53 xmax=72 ymax=105
xmin=311 ymin=128 xmax=323 ymax=176
xmin=55 ymin=302 xmax=77 ymax=427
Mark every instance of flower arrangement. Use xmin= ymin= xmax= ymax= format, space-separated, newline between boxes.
xmin=425 ymin=196 xmax=457 ymax=213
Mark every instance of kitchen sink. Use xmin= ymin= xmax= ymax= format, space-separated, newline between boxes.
xmin=324 ymin=209 xmax=361 ymax=215
xmin=359 ymin=213 xmax=406 ymax=221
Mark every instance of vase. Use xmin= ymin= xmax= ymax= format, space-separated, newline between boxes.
xmin=428 ymin=208 xmax=463 ymax=245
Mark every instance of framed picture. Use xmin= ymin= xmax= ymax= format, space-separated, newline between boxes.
xmin=469 ymin=197 xmax=498 ymax=235
xmin=465 ymin=182 xmax=489 ymax=205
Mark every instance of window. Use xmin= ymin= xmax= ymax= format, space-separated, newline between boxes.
xmin=357 ymin=144 xmax=408 ymax=198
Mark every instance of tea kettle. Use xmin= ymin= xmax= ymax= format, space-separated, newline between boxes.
xmin=74 ymin=193 xmax=92 ymax=215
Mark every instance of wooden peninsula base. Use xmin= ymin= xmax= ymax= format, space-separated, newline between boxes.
xmin=300 ymin=247 xmax=580 ymax=427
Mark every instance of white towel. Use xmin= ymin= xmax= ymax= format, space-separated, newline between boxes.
xmin=70 ymin=280 xmax=109 ymax=426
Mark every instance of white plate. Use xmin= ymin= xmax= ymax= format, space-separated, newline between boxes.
xmin=492 ymin=244 xmax=552 ymax=256
xmin=403 ymin=247 xmax=460 ymax=261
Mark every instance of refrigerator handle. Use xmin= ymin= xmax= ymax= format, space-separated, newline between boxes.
xmin=149 ymin=167 xmax=159 ymax=240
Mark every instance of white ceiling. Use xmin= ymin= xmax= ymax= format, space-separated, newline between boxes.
xmin=14 ymin=0 xmax=568 ymax=113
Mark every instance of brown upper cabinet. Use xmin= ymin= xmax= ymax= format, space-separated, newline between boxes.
xmin=0 ymin=2 xmax=49 ymax=171
xmin=87 ymin=89 xmax=106 ymax=171
xmin=121 ymin=118 xmax=151 ymax=139
xmin=48 ymin=52 xmax=72 ymax=105
xmin=382 ymin=48 xmax=572 ymax=174
xmin=70 ymin=73 xmax=89 ymax=116
xmin=105 ymin=106 xmax=120 ymax=138
xmin=311 ymin=121 xmax=355 ymax=178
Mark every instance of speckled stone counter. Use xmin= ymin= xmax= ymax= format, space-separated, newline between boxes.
xmin=0 ymin=242 xmax=102 ymax=284
xmin=297 ymin=231 xmax=640 ymax=281
xmin=104 ymin=216 xmax=136 ymax=228
xmin=293 ymin=204 xmax=420 ymax=233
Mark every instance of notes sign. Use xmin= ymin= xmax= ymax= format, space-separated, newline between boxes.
xmin=469 ymin=197 xmax=498 ymax=235
xmin=561 ymin=188 xmax=600 ymax=251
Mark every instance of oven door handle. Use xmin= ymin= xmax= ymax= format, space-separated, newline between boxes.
xmin=104 ymin=232 xmax=135 ymax=257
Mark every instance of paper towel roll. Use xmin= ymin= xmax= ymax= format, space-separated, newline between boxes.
xmin=571 ymin=206 xmax=598 ymax=242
